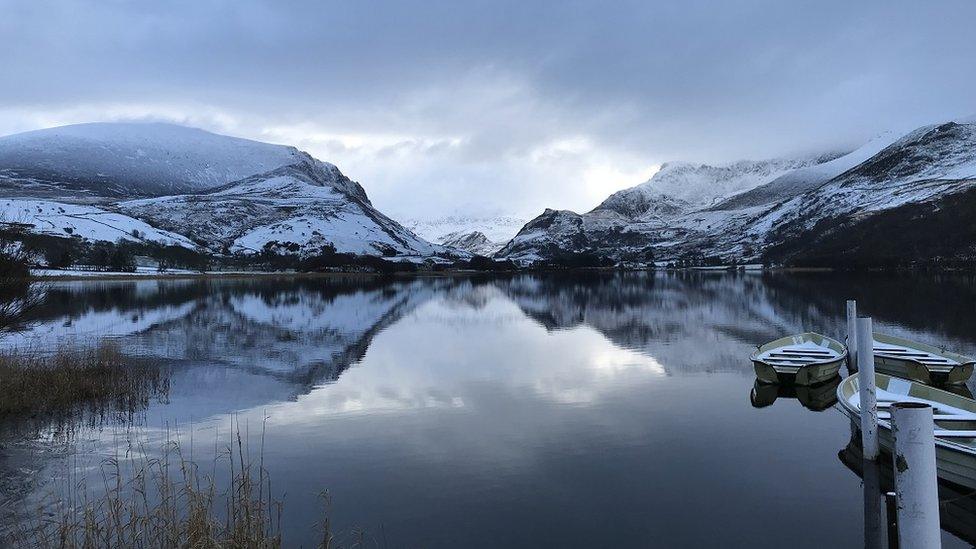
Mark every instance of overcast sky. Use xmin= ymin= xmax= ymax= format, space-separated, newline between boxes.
xmin=1 ymin=1 xmax=974 ymax=220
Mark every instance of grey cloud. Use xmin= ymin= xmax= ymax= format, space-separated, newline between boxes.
xmin=1 ymin=0 xmax=974 ymax=217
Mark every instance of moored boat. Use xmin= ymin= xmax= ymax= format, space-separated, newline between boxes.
xmin=837 ymin=373 xmax=976 ymax=491
xmin=751 ymin=332 xmax=846 ymax=386
xmin=871 ymin=333 xmax=974 ymax=385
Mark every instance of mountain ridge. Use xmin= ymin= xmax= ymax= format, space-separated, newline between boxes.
xmin=2 ymin=119 xmax=974 ymax=270
xmin=0 ymin=122 xmax=450 ymax=260
xmin=498 ymin=119 xmax=976 ymax=266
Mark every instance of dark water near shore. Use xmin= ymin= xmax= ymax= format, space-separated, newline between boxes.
xmin=4 ymin=272 xmax=976 ymax=547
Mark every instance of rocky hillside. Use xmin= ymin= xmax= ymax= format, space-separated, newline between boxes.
xmin=499 ymin=120 xmax=976 ymax=267
xmin=438 ymin=231 xmax=497 ymax=256
xmin=0 ymin=123 xmax=448 ymax=259
xmin=759 ymin=122 xmax=976 ymax=266
xmin=594 ymin=157 xmax=837 ymax=221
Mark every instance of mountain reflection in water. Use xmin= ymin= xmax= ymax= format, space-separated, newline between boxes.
xmin=4 ymin=272 xmax=976 ymax=548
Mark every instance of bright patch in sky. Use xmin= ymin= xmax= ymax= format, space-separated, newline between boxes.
xmin=2 ymin=1 xmax=975 ymax=220
xmin=582 ymin=163 xmax=661 ymax=205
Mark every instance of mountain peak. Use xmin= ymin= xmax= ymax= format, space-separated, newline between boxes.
xmin=0 ymin=121 xmax=445 ymax=260
xmin=0 ymin=121 xmax=309 ymax=197
xmin=592 ymin=155 xmax=832 ymax=220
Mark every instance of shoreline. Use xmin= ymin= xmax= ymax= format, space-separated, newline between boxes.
xmin=33 ymin=265 xmax=976 ymax=282
xmin=30 ymin=265 xmax=835 ymax=281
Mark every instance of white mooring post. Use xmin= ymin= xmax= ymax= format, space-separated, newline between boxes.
xmin=891 ymin=402 xmax=941 ymax=548
xmin=856 ymin=316 xmax=879 ymax=460
xmin=846 ymin=300 xmax=858 ymax=373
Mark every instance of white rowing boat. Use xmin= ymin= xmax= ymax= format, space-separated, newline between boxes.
xmin=837 ymin=373 xmax=976 ymax=490
xmin=871 ymin=333 xmax=974 ymax=385
xmin=751 ymin=332 xmax=846 ymax=386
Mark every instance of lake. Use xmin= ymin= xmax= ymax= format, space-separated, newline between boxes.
xmin=3 ymin=272 xmax=976 ymax=547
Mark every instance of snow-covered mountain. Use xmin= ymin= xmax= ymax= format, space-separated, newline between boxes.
xmin=497 ymin=155 xmax=839 ymax=263
xmin=714 ymin=131 xmax=900 ymax=210
xmin=0 ymin=122 xmax=447 ymax=259
xmin=0 ymin=123 xmax=310 ymax=198
xmin=594 ymin=156 xmax=837 ymax=221
xmin=438 ymin=231 xmax=497 ymax=256
xmin=6 ymin=119 xmax=973 ymax=269
xmin=117 ymin=161 xmax=437 ymax=256
xmin=499 ymin=120 xmax=976 ymax=266
xmin=757 ymin=121 xmax=976 ymax=264
xmin=404 ymin=215 xmax=526 ymax=255
xmin=663 ymin=121 xmax=976 ymax=264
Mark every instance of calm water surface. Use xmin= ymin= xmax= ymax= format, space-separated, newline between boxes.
xmin=5 ymin=272 xmax=976 ymax=547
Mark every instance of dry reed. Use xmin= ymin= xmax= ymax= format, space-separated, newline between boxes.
xmin=5 ymin=422 xmax=287 ymax=548
xmin=0 ymin=346 xmax=374 ymax=548
xmin=0 ymin=341 xmax=169 ymax=423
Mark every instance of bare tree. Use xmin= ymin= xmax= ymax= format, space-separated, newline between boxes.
xmin=0 ymin=223 xmax=46 ymax=334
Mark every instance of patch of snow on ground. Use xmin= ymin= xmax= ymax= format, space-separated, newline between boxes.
xmin=0 ymin=199 xmax=198 ymax=247
xmin=232 ymin=213 xmax=400 ymax=255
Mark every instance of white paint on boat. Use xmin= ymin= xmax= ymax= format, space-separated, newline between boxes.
xmin=754 ymin=340 xmax=843 ymax=367
xmin=837 ymin=373 xmax=976 ymax=490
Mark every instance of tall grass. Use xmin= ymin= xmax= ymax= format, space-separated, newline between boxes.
xmin=0 ymin=345 xmax=374 ymax=548
xmin=5 ymin=422 xmax=295 ymax=548
xmin=0 ymin=342 xmax=169 ymax=427
xmin=1 ymin=418 xmax=394 ymax=548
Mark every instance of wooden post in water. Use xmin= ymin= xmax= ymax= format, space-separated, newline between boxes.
xmin=847 ymin=300 xmax=858 ymax=373
xmin=857 ymin=317 xmax=879 ymax=460
xmin=891 ymin=402 xmax=941 ymax=549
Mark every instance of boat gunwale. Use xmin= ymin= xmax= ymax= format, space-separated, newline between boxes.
xmin=836 ymin=373 xmax=976 ymax=455
xmin=873 ymin=332 xmax=976 ymax=368
xmin=750 ymin=332 xmax=848 ymax=368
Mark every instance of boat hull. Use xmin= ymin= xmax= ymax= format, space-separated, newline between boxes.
xmin=875 ymin=355 xmax=974 ymax=385
xmin=751 ymin=332 xmax=847 ymax=386
xmin=837 ymin=374 xmax=976 ymax=491
xmin=753 ymin=358 xmax=843 ymax=386
xmin=872 ymin=332 xmax=975 ymax=385
xmin=839 ymin=407 xmax=976 ymax=491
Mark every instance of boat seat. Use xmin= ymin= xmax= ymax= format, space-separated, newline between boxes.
xmin=773 ymin=349 xmax=835 ymax=354
xmin=875 ymin=402 xmax=965 ymax=416
xmin=874 ymin=344 xmax=960 ymax=366
xmin=878 ymin=411 xmax=976 ymax=421
xmin=934 ymin=430 xmax=976 ymax=438
xmin=780 ymin=348 xmax=834 ymax=354
xmin=877 ymin=351 xmax=950 ymax=358
xmin=766 ymin=355 xmax=819 ymax=361
xmin=760 ymin=346 xmax=838 ymax=364
xmin=875 ymin=344 xmax=920 ymax=351
xmin=852 ymin=391 xmax=976 ymax=418
xmin=876 ymin=347 xmax=927 ymax=353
